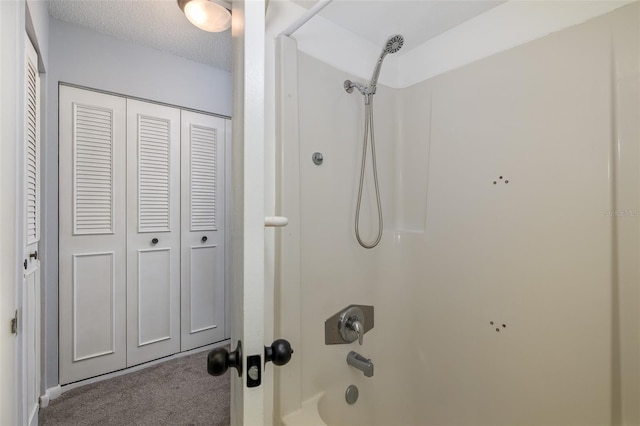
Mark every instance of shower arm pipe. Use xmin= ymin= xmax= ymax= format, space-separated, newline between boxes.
xmin=278 ymin=0 xmax=334 ymax=37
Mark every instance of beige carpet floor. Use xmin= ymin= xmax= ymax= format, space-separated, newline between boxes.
xmin=40 ymin=350 xmax=230 ymax=426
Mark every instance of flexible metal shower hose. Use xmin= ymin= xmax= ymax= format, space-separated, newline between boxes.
xmin=355 ymin=96 xmax=383 ymax=249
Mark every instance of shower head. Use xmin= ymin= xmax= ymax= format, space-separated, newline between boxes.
xmin=370 ymin=34 xmax=404 ymax=90
xmin=384 ymin=34 xmax=404 ymax=54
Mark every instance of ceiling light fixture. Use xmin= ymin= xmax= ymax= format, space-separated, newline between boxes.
xmin=178 ymin=0 xmax=232 ymax=33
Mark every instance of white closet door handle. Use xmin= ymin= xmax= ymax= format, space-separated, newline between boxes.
xmin=265 ymin=216 xmax=289 ymax=227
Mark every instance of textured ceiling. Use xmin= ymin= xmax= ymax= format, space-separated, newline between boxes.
xmin=292 ymin=0 xmax=505 ymax=54
xmin=47 ymin=0 xmax=505 ymax=72
xmin=48 ymin=0 xmax=232 ymax=72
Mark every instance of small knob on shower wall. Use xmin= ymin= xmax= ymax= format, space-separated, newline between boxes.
xmin=312 ymin=152 xmax=323 ymax=165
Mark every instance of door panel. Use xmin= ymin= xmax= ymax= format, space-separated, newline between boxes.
xmin=59 ymin=86 xmax=127 ymax=384
xmin=126 ymin=99 xmax=181 ymax=366
xmin=23 ymin=265 xmax=39 ymax=426
xmin=189 ymin=245 xmax=219 ymax=333
xmin=72 ymin=252 xmax=116 ymax=360
xmin=137 ymin=248 xmax=172 ymax=345
xmin=180 ymin=111 xmax=226 ymax=350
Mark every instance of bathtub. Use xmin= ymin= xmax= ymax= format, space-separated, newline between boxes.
xmin=282 ymin=386 xmax=374 ymax=426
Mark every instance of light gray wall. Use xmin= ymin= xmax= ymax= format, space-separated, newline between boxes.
xmin=47 ymin=18 xmax=232 ymax=115
xmin=44 ymin=18 xmax=232 ymax=390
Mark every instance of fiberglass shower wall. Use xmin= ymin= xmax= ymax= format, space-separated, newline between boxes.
xmin=276 ymin=4 xmax=640 ymax=425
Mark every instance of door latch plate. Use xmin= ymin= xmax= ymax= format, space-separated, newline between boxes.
xmin=246 ymin=354 xmax=261 ymax=388
xmin=10 ymin=310 xmax=17 ymax=335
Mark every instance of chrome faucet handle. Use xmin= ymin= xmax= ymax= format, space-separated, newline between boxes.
xmin=338 ymin=306 xmax=365 ymax=345
xmin=325 ymin=305 xmax=374 ymax=346
xmin=348 ymin=319 xmax=363 ymax=345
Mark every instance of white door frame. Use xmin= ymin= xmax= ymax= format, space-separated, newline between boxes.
xmin=1 ymin=1 xmax=26 ymax=424
xmin=230 ymin=0 xmax=268 ymax=424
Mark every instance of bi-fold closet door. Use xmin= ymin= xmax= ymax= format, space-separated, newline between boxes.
xmin=59 ymin=86 xmax=226 ymax=384
xmin=59 ymin=87 xmax=128 ymax=384
xmin=126 ymin=100 xmax=181 ymax=366
xmin=180 ymin=111 xmax=226 ymax=351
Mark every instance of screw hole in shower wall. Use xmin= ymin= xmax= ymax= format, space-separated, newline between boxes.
xmin=490 ymin=321 xmax=507 ymax=332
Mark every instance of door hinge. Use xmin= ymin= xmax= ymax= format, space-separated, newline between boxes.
xmin=10 ymin=310 xmax=18 ymax=335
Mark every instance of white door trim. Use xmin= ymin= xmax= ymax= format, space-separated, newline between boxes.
xmin=0 ymin=1 xmax=25 ymax=424
xmin=230 ymin=0 xmax=268 ymax=423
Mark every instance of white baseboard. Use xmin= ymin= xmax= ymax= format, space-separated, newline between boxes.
xmin=51 ymin=340 xmax=230 ymax=396
xmin=39 ymin=385 xmax=62 ymax=408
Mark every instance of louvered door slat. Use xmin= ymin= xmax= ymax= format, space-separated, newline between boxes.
xmin=138 ymin=116 xmax=171 ymax=232
xmin=189 ymin=125 xmax=217 ymax=231
xmin=25 ymin=52 xmax=39 ymax=245
xmin=73 ymin=104 xmax=114 ymax=235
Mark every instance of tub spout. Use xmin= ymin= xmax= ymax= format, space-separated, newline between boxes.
xmin=347 ymin=351 xmax=374 ymax=377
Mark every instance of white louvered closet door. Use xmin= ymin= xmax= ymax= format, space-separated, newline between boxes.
xmin=126 ymin=100 xmax=181 ymax=366
xmin=180 ymin=111 xmax=227 ymax=350
xmin=59 ymin=86 xmax=127 ymax=384
xmin=23 ymin=36 xmax=40 ymax=426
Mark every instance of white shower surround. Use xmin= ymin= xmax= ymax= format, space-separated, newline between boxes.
xmin=274 ymin=2 xmax=640 ymax=425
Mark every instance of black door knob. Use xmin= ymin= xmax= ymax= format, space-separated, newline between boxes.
xmin=265 ymin=339 xmax=293 ymax=366
xmin=201 ymin=236 xmax=208 ymax=243
xmin=151 ymin=238 xmax=159 ymax=245
xmin=207 ymin=341 xmax=242 ymax=377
